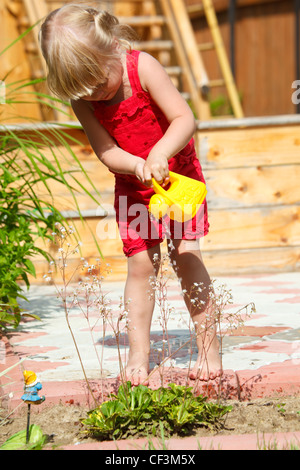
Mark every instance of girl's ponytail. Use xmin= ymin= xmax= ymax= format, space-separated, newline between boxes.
xmin=93 ymin=10 xmax=118 ymax=49
xmin=93 ymin=9 xmax=137 ymax=51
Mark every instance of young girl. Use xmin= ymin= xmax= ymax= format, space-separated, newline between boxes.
xmin=39 ymin=3 xmax=222 ymax=385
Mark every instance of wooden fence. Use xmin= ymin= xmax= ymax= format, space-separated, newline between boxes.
xmin=187 ymin=0 xmax=299 ymax=117
xmin=2 ymin=116 xmax=298 ymax=283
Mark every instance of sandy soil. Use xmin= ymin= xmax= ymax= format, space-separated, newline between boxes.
xmin=1 ymin=396 xmax=300 ymax=449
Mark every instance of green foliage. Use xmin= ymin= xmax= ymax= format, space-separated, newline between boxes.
xmin=209 ymin=92 xmax=243 ymax=117
xmin=81 ymin=382 xmax=232 ymax=441
xmin=0 ymin=161 xmax=58 ymax=329
xmin=210 ymin=95 xmax=233 ymax=117
xmin=0 ymin=26 xmax=102 ymax=329
xmin=0 ymin=424 xmax=47 ymax=450
xmin=276 ymin=403 xmax=286 ymax=414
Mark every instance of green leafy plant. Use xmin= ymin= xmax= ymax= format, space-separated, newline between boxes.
xmin=0 ymin=424 xmax=47 ymax=450
xmin=0 ymin=166 xmax=55 ymax=329
xmin=81 ymin=381 xmax=232 ymax=441
xmin=0 ymin=26 xmax=102 ymax=329
xmin=276 ymin=402 xmax=286 ymax=414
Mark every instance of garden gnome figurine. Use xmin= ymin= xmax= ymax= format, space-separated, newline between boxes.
xmin=21 ymin=370 xmax=45 ymax=405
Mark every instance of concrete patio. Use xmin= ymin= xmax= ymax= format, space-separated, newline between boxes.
xmin=1 ymin=270 xmax=300 ymax=450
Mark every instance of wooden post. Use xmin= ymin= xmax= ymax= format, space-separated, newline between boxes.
xmin=169 ymin=0 xmax=210 ymax=93
xmin=160 ymin=0 xmax=211 ymax=120
xmin=202 ymin=0 xmax=244 ymax=118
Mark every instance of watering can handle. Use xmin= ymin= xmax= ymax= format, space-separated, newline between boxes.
xmin=151 ymin=171 xmax=177 ymax=194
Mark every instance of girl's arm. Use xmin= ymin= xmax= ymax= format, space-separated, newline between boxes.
xmin=71 ymin=99 xmax=145 ymax=181
xmin=138 ymin=52 xmax=197 ymax=185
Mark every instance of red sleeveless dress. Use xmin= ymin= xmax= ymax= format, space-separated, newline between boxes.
xmin=93 ymin=50 xmax=209 ymax=257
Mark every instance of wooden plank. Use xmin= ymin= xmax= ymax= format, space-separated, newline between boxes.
xmin=28 ymin=187 xmax=112 ymax=213
xmin=187 ymin=0 xmax=287 ymax=18
xmin=32 ymin=203 xmax=300 ymax=262
xmin=113 ymin=0 xmax=142 ymax=17
xmin=28 ymin=255 xmax=128 ymax=284
xmin=197 ymin=125 xmax=300 ymax=168
xmin=198 ymin=114 xmax=300 ymax=129
xmin=205 ymin=164 xmax=300 ymax=208
xmin=118 ymin=15 xmax=166 ymax=27
xmin=32 ymin=216 xmax=121 ymax=258
xmin=29 ymin=244 xmax=300 ymax=284
xmin=135 ymin=40 xmax=174 ymax=51
xmin=202 ymin=245 xmax=300 ymax=275
xmin=73 ymin=205 xmax=300 ymax=254
xmin=28 ymin=155 xmax=114 ymax=212
xmin=91 ymin=205 xmax=300 ymax=253
xmin=31 ymin=158 xmax=114 ymax=199
xmin=204 ymin=205 xmax=300 ymax=251
xmin=5 ymin=124 xmax=300 ymax=206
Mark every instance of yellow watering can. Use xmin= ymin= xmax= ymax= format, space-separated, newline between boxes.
xmin=149 ymin=171 xmax=207 ymax=222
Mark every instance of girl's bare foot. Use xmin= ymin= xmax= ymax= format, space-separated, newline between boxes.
xmin=118 ymin=352 xmax=149 ymax=386
xmin=189 ymin=336 xmax=222 ymax=381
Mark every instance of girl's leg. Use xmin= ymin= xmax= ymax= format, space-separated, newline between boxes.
xmin=122 ymin=244 xmax=161 ymax=386
xmin=168 ymin=239 xmax=222 ymax=381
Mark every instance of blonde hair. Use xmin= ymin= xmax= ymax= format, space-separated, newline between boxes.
xmin=39 ymin=4 xmax=137 ymax=100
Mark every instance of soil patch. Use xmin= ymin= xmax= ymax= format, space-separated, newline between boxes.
xmin=1 ymin=396 xmax=300 ymax=449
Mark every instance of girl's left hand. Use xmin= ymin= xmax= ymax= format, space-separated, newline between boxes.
xmin=143 ymin=155 xmax=169 ymax=187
